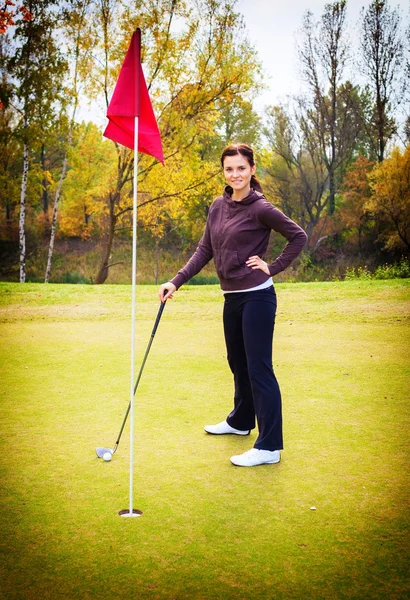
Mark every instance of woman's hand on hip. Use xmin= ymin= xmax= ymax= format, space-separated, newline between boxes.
xmin=158 ymin=282 xmax=177 ymax=303
xmin=246 ymin=255 xmax=270 ymax=276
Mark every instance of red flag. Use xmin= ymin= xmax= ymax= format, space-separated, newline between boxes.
xmin=103 ymin=29 xmax=164 ymax=164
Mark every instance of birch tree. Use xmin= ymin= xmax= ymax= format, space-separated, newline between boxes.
xmin=8 ymin=0 xmax=67 ymax=281
xmin=45 ymin=0 xmax=93 ymax=282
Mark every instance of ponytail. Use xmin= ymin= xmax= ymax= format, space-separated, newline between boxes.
xmin=250 ymin=174 xmax=263 ymax=193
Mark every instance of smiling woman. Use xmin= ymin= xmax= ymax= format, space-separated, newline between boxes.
xmin=159 ymin=143 xmax=307 ymax=467
xmin=223 ymin=152 xmax=256 ymax=200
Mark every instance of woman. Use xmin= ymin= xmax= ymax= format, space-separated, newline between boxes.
xmin=159 ymin=144 xmax=307 ymax=467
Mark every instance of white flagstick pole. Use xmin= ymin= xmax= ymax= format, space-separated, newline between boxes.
xmin=118 ymin=29 xmax=142 ymax=519
xmin=128 ymin=114 xmax=139 ymax=516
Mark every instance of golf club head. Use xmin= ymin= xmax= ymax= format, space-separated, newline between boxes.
xmin=96 ymin=447 xmax=113 ymax=458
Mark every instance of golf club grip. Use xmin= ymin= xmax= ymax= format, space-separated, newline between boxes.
xmin=151 ymin=289 xmax=168 ymax=336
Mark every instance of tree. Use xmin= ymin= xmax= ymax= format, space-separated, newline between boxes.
xmin=58 ymin=122 xmax=116 ymax=239
xmin=216 ymin=96 xmax=261 ymax=148
xmin=81 ymin=0 xmax=262 ymax=283
xmin=0 ymin=110 xmax=20 ymax=236
xmin=297 ymin=1 xmax=353 ymax=214
xmin=136 ymin=147 xmax=223 ymax=283
xmin=0 ymin=36 xmax=20 ymax=232
xmin=367 ymin=146 xmax=410 ymax=252
xmin=263 ymin=104 xmax=328 ymax=242
xmin=7 ymin=0 xmax=67 ymax=281
xmin=360 ymin=0 xmax=405 ymax=162
xmin=402 ymin=10 xmax=410 ymax=145
xmin=340 ymin=154 xmax=374 ymax=255
xmin=0 ymin=1 xmax=32 ymax=35
xmin=405 ymin=116 xmax=410 ymax=145
xmin=45 ymin=0 xmax=93 ymax=282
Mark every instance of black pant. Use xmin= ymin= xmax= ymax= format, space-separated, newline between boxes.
xmin=223 ymin=286 xmax=283 ymax=451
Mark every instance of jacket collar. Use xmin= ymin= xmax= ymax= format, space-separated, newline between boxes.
xmin=223 ymin=186 xmax=264 ymax=205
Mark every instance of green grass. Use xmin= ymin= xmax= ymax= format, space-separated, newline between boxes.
xmin=0 ymin=280 xmax=409 ymax=600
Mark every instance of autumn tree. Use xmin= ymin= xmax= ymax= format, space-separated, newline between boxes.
xmin=58 ymin=122 xmax=116 ymax=238
xmin=7 ymin=0 xmax=67 ymax=281
xmin=0 ymin=35 xmax=20 ymax=232
xmin=78 ymin=0 xmax=261 ymax=283
xmin=44 ymin=0 xmax=94 ymax=282
xmin=340 ymin=154 xmax=374 ymax=255
xmin=359 ymin=0 xmax=405 ymax=162
xmin=0 ymin=1 xmax=32 ymax=35
xmin=367 ymin=146 xmax=410 ymax=252
xmin=216 ymin=96 xmax=261 ymax=148
xmin=136 ymin=95 xmax=261 ymax=284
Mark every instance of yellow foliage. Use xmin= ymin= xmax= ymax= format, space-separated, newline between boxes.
xmin=137 ymin=145 xmax=222 ymax=244
xmin=71 ymin=0 xmax=263 ymax=277
xmin=58 ymin=123 xmax=116 ymax=238
xmin=340 ymin=155 xmax=374 ymax=230
xmin=367 ymin=146 xmax=410 ymax=251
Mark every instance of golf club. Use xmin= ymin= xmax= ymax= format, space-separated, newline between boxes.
xmin=96 ymin=292 xmax=168 ymax=458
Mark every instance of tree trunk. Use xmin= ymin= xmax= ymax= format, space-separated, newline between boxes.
xmin=329 ymin=63 xmax=337 ymax=215
xmin=45 ymin=153 xmax=69 ymax=283
xmin=95 ymin=196 xmax=117 ymax=284
xmin=19 ymin=137 xmax=29 ymax=283
xmin=329 ymin=168 xmax=336 ymax=215
xmin=375 ymin=81 xmax=385 ymax=162
xmin=306 ymin=220 xmax=315 ymax=245
xmin=41 ymin=143 xmax=49 ymax=217
xmin=154 ymin=240 xmax=160 ymax=285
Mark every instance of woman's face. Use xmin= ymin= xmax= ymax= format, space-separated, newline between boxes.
xmin=223 ymin=154 xmax=256 ymax=195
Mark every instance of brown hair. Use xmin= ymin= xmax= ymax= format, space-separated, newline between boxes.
xmin=220 ymin=143 xmax=263 ymax=193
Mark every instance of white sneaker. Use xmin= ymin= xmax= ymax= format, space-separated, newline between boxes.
xmin=230 ymin=448 xmax=281 ymax=466
xmin=204 ymin=420 xmax=250 ymax=436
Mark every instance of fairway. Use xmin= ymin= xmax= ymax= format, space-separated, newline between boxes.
xmin=0 ymin=280 xmax=409 ymax=600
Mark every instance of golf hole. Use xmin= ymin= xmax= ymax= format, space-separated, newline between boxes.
xmin=118 ymin=509 xmax=143 ymax=518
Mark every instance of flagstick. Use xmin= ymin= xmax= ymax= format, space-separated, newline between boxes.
xmin=129 ymin=114 xmax=138 ymax=515
xmin=129 ymin=114 xmax=139 ymax=515
xmin=120 ymin=115 xmax=142 ymax=518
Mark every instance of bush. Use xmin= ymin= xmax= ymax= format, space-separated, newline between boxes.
xmin=344 ymin=259 xmax=410 ymax=281
xmin=373 ymin=259 xmax=410 ymax=280
xmin=60 ymin=271 xmax=90 ymax=284
xmin=345 ymin=265 xmax=373 ymax=280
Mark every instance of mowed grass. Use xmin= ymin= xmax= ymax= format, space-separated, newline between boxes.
xmin=0 ymin=280 xmax=409 ymax=600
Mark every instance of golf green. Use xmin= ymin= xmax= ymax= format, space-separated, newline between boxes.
xmin=0 ymin=280 xmax=409 ymax=599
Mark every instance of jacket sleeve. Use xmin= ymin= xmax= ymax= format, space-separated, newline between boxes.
xmin=258 ymin=203 xmax=307 ymax=276
xmin=170 ymin=217 xmax=213 ymax=290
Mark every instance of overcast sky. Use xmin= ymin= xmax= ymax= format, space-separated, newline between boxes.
xmin=237 ymin=0 xmax=384 ymax=113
